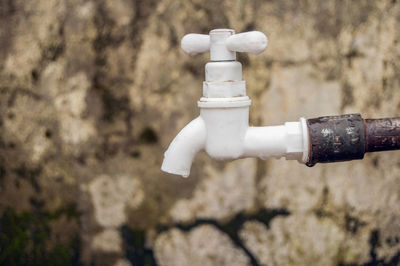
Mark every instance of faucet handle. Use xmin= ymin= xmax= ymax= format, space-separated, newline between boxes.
xmin=181 ymin=34 xmax=210 ymax=56
xmin=226 ymin=31 xmax=268 ymax=55
xmin=181 ymin=29 xmax=268 ymax=61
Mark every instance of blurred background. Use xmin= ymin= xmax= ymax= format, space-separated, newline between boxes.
xmin=0 ymin=0 xmax=400 ymax=265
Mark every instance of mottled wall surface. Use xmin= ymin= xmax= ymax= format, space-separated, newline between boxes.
xmin=0 ymin=0 xmax=400 ymax=265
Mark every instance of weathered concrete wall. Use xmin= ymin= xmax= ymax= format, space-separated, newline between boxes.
xmin=0 ymin=0 xmax=399 ymax=265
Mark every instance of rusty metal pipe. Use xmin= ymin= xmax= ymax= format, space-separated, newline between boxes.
xmin=364 ymin=117 xmax=400 ymax=152
xmin=306 ymin=114 xmax=400 ymax=166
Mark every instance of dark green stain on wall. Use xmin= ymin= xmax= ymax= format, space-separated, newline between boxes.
xmin=0 ymin=205 xmax=81 ymax=266
xmin=121 ymin=226 xmax=157 ymax=266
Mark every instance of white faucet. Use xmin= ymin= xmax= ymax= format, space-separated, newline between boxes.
xmin=161 ymin=29 xmax=309 ymax=177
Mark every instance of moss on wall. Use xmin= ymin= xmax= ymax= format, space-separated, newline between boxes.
xmin=0 ymin=205 xmax=80 ymax=265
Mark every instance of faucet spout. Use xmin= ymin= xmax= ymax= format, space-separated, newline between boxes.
xmin=161 ymin=116 xmax=206 ymax=177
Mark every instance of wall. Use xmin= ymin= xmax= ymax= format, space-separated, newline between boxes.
xmin=0 ymin=0 xmax=399 ymax=265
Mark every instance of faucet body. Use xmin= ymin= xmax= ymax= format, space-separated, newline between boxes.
xmin=161 ymin=29 xmax=308 ymax=177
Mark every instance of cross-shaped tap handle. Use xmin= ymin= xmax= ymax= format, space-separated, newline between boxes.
xmin=181 ymin=29 xmax=268 ymax=61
